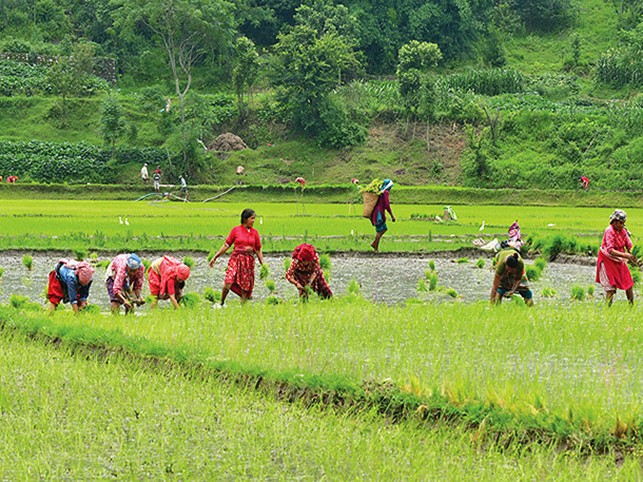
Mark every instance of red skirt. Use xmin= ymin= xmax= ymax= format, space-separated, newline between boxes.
xmin=225 ymin=252 xmax=256 ymax=298
xmin=596 ymin=251 xmax=633 ymax=291
xmin=47 ymin=271 xmax=65 ymax=305
xmin=290 ymin=270 xmax=333 ymax=299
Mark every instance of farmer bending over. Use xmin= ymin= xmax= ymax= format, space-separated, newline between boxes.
xmin=148 ymin=255 xmax=191 ymax=309
xmin=106 ymin=253 xmax=146 ymax=314
xmin=285 ymin=243 xmax=332 ymax=300
xmin=490 ymin=249 xmax=533 ymax=306
xmin=47 ymin=260 xmax=95 ymax=314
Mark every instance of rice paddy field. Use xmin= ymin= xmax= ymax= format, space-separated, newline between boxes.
xmin=2 ymin=199 xmax=643 ymax=479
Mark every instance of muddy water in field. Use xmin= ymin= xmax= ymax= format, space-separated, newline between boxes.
xmin=0 ymin=251 xmax=605 ymax=309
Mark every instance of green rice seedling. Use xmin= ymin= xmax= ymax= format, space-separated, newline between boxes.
xmin=142 ymin=259 xmax=151 ymax=271
xmin=203 ymin=287 xmax=221 ymax=304
xmin=265 ymin=279 xmax=276 ymax=293
xmin=457 ymin=257 xmax=469 ymax=264
xmin=182 ymin=256 xmax=195 ymax=269
xmin=319 ymin=254 xmax=332 ymax=271
xmin=89 ymin=252 xmax=99 ymax=262
xmin=144 ymin=294 xmax=156 ymax=305
xmin=74 ymin=249 xmax=87 ymax=261
xmin=179 ymin=292 xmax=200 ymax=309
xmin=428 ymin=271 xmax=438 ymax=291
xmin=9 ymin=294 xmax=40 ymax=310
xmin=446 ymin=288 xmax=458 ymax=298
xmin=525 ymin=265 xmax=542 ymax=282
xmin=474 ymin=258 xmax=485 ymax=269
xmin=96 ymin=260 xmax=110 ymax=269
xmin=347 ymin=279 xmax=361 ymax=295
xmin=0 ymin=267 xmax=4 ymax=278
xmin=534 ymin=257 xmax=547 ymax=271
xmin=587 ymin=285 xmax=595 ymax=297
xmin=266 ymin=296 xmax=281 ymax=305
xmin=417 ymin=278 xmax=428 ymax=293
xmin=22 ymin=254 xmax=33 ymax=270
xmin=570 ymin=285 xmax=585 ymax=301
xmin=81 ymin=304 xmax=101 ymax=315
xmin=207 ymin=250 xmax=216 ymax=263
xmin=541 ymin=287 xmax=558 ymax=298
xmin=283 ymin=257 xmax=291 ymax=271
xmin=629 ymin=266 xmax=641 ymax=285
xmin=260 ymin=263 xmax=270 ymax=280
xmin=428 ymin=260 xmax=436 ymax=271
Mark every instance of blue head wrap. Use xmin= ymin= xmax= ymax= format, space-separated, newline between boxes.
xmin=381 ymin=179 xmax=393 ymax=191
xmin=126 ymin=254 xmax=142 ymax=270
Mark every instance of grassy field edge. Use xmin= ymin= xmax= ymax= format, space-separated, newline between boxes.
xmin=1 ymin=306 xmax=641 ymax=456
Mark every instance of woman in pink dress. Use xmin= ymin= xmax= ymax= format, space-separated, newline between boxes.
xmin=209 ymin=208 xmax=265 ymax=306
xmin=596 ymin=209 xmax=638 ymax=305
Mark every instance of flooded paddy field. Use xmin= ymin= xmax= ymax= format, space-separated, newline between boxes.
xmin=0 ymin=251 xmax=602 ymax=308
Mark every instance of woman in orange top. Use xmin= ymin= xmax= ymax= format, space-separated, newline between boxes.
xmin=209 ymin=208 xmax=265 ymax=306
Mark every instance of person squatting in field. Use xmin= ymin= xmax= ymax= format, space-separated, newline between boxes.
xmin=370 ymin=178 xmax=396 ymax=252
xmin=147 ymin=255 xmax=191 ymax=309
xmin=596 ymin=209 xmax=638 ymax=305
xmin=285 ymin=243 xmax=333 ymax=300
xmin=106 ymin=253 xmax=146 ymax=314
xmin=209 ymin=208 xmax=265 ymax=306
xmin=47 ymin=259 xmax=95 ymax=314
xmin=490 ymin=249 xmax=534 ymax=306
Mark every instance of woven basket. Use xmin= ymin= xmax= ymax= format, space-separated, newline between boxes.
xmin=362 ymin=192 xmax=379 ymax=218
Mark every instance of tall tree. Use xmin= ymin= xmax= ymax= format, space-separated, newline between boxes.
xmin=110 ymin=0 xmax=235 ymax=171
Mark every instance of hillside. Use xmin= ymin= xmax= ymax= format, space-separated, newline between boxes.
xmin=0 ymin=0 xmax=641 ymax=190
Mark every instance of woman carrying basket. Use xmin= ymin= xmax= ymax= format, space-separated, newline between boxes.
xmin=370 ymin=178 xmax=395 ymax=252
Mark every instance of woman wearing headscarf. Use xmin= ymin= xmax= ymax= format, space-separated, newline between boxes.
xmin=106 ymin=253 xmax=146 ymax=313
xmin=370 ymin=178 xmax=396 ymax=252
xmin=47 ymin=260 xmax=95 ymax=314
xmin=596 ymin=209 xmax=637 ymax=305
xmin=285 ymin=243 xmax=333 ymax=300
xmin=148 ymin=255 xmax=191 ymax=309
xmin=209 ymin=208 xmax=265 ymax=306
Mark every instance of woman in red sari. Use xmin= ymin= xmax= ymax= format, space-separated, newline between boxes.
xmin=209 ymin=208 xmax=265 ymax=306
xmin=596 ymin=209 xmax=638 ymax=305
xmin=285 ymin=243 xmax=333 ymax=300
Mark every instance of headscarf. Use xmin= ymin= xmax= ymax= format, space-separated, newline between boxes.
xmin=176 ymin=264 xmax=191 ymax=281
xmin=60 ymin=259 xmax=95 ymax=286
xmin=610 ymin=209 xmax=627 ymax=223
xmin=126 ymin=254 xmax=142 ymax=270
xmin=293 ymin=243 xmax=317 ymax=262
xmin=381 ymin=179 xmax=393 ymax=192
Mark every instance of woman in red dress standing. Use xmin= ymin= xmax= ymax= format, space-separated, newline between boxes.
xmin=209 ymin=208 xmax=265 ymax=306
xmin=596 ymin=209 xmax=638 ymax=305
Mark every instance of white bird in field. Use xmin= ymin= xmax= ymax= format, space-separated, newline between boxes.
xmin=479 ymin=220 xmax=485 ymax=231
xmin=119 ymin=216 xmax=123 ymax=224
xmin=125 ymin=218 xmax=130 ymax=226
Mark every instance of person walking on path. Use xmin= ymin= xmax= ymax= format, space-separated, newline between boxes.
xmin=209 ymin=208 xmax=265 ymax=306
xmin=370 ymin=178 xmax=395 ymax=252
xmin=141 ymin=163 xmax=149 ymax=184
xmin=147 ymin=255 xmax=191 ymax=309
xmin=179 ymin=175 xmax=188 ymax=201
xmin=285 ymin=243 xmax=333 ymax=300
xmin=47 ymin=260 xmax=95 ymax=314
xmin=106 ymin=253 xmax=146 ymax=314
xmin=596 ymin=209 xmax=638 ymax=305
xmin=490 ymin=249 xmax=534 ymax=306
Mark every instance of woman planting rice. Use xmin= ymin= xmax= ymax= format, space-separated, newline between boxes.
xmin=106 ymin=253 xmax=146 ymax=314
xmin=209 ymin=208 xmax=265 ymax=306
xmin=285 ymin=243 xmax=333 ymax=300
xmin=490 ymin=249 xmax=534 ymax=306
xmin=147 ymin=255 xmax=191 ymax=309
xmin=47 ymin=259 xmax=95 ymax=314
xmin=596 ymin=209 xmax=638 ymax=305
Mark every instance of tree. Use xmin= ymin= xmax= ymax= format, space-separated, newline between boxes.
xmin=110 ymin=0 xmax=235 ymax=173
xmin=271 ymin=0 xmax=363 ymax=140
xmin=100 ymin=96 xmax=127 ymax=150
xmin=232 ymin=36 xmax=259 ymax=113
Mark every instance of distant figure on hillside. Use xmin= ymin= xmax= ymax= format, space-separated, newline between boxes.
xmin=6 ymin=175 xmax=18 ymax=183
xmin=153 ymin=166 xmax=162 ymax=193
xmin=147 ymin=255 xmax=191 ymax=309
xmin=179 ymin=175 xmax=188 ymax=200
xmin=141 ymin=163 xmax=149 ymax=184
xmin=47 ymin=259 xmax=95 ymax=314
xmin=370 ymin=178 xmax=395 ymax=252
xmin=490 ymin=249 xmax=533 ymax=306
xmin=596 ymin=209 xmax=637 ymax=305
xmin=285 ymin=243 xmax=333 ymax=300
xmin=579 ymin=176 xmax=590 ymax=190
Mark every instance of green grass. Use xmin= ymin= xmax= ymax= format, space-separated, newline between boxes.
xmin=1 ymin=327 xmax=636 ymax=479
